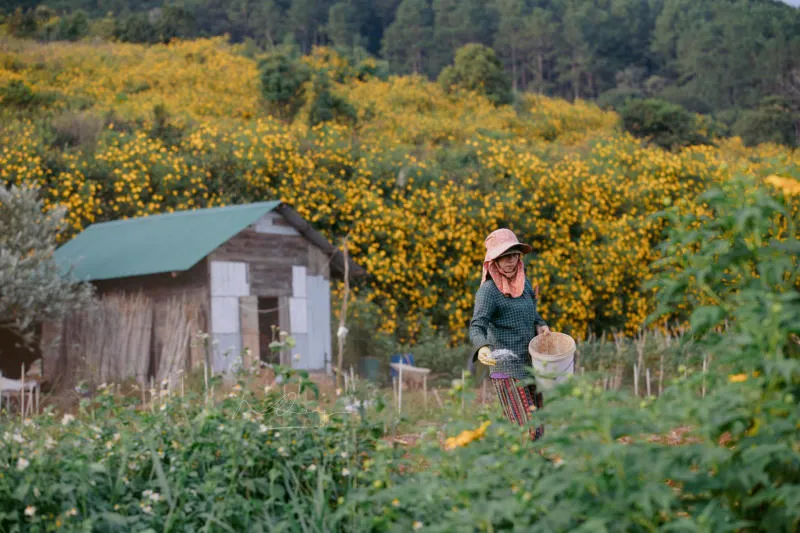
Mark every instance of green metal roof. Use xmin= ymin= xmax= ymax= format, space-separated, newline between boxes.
xmin=55 ymin=201 xmax=281 ymax=281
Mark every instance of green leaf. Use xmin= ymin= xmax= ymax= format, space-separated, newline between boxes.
xmin=690 ymin=305 xmax=725 ymax=334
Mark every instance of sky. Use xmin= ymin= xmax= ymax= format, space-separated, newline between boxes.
xmin=780 ymin=0 xmax=800 ymax=6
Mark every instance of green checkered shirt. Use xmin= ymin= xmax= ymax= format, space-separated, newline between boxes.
xmin=469 ymin=278 xmax=548 ymax=379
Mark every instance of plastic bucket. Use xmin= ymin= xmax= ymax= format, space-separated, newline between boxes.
xmin=528 ymin=332 xmax=576 ymax=390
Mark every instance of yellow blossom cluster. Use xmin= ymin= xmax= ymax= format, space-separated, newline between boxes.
xmin=1 ymin=39 xmax=798 ymax=343
xmin=444 ymin=421 xmax=491 ymax=450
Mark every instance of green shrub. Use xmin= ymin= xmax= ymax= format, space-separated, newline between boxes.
xmin=258 ymin=52 xmax=311 ymax=121
xmin=438 ymin=44 xmax=512 ymax=107
xmin=732 ymin=97 xmax=798 ymax=147
xmin=620 ymin=98 xmax=708 ymax=149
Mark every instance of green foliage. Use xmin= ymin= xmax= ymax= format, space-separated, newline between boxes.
xmin=438 ymin=43 xmax=512 ymax=106
xmin=339 ymin=174 xmax=800 ymax=531
xmin=258 ymin=51 xmax=311 ymax=120
xmin=620 ymin=98 xmax=708 ymax=149
xmin=0 ymin=79 xmax=36 ymax=108
xmin=0 ymin=185 xmax=93 ymax=346
xmin=306 ymin=70 xmax=357 ymax=127
xmin=732 ymin=97 xmax=798 ymax=148
xmin=0 ymin=370 xmax=389 ymax=530
xmin=3 ymin=0 xmax=799 ymax=123
xmin=381 ymin=0 xmax=433 ymax=75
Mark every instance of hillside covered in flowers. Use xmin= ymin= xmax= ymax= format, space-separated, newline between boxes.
xmin=1 ymin=37 xmax=798 ymax=343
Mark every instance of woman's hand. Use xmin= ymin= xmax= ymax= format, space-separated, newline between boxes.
xmin=477 ymin=346 xmax=496 ymax=366
xmin=537 ymin=325 xmax=551 ymax=336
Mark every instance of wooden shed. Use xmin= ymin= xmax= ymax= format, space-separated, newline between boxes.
xmin=45 ymin=201 xmax=363 ymax=388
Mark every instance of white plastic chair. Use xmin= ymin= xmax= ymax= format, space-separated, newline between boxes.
xmin=0 ymin=366 xmax=40 ymax=416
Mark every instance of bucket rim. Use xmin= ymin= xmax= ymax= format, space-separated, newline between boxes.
xmin=528 ymin=331 xmax=576 ymax=359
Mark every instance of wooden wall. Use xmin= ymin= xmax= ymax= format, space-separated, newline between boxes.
xmin=208 ymin=225 xmax=331 ymax=298
xmin=42 ymin=261 xmax=210 ymax=388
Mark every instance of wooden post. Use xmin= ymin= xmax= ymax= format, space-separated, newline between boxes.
xmin=702 ymin=355 xmax=708 ymax=398
xmin=336 ymin=237 xmax=350 ymax=390
xmin=398 ymin=365 xmax=403 ymax=413
xmin=461 ymin=369 xmax=465 ymax=415
xmin=423 ymin=374 xmax=428 ymax=411
xmin=633 ymin=363 xmax=639 ymax=397
xmin=646 ymin=367 xmax=651 ymax=397
xmin=20 ymin=364 xmax=25 ymax=419
xmin=658 ymin=355 xmax=664 ymax=396
xmin=392 ymin=376 xmax=397 ymax=408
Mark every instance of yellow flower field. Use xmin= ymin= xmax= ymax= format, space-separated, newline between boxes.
xmin=1 ymin=38 xmax=798 ymax=342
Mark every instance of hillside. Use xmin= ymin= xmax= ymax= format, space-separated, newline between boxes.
xmin=1 ymin=37 xmax=798 ymax=345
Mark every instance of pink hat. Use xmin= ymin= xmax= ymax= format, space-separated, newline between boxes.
xmin=483 ymin=229 xmax=532 ymax=262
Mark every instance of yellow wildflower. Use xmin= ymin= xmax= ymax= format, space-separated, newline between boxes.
xmin=444 ymin=421 xmax=491 ymax=450
xmin=765 ymin=175 xmax=800 ymax=196
xmin=728 ymin=373 xmax=748 ymax=383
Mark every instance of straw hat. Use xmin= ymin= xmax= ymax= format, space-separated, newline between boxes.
xmin=483 ymin=229 xmax=532 ymax=262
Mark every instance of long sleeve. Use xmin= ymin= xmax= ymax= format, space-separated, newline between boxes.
xmin=533 ymin=307 xmax=547 ymax=328
xmin=469 ymin=283 xmax=495 ymax=353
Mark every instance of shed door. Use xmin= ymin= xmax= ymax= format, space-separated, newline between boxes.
xmin=209 ymin=261 xmax=249 ymax=373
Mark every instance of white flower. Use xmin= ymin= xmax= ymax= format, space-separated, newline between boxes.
xmin=140 ymin=503 xmax=153 ymax=515
xmin=12 ymin=433 xmax=24 ymax=444
xmin=293 ymin=353 xmax=301 ymax=361
xmin=218 ymin=424 xmax=225 ymax=431
xmin=413 ymin=521 xmax=423 ymax=530
xmin=308 ymin=464 xmax=317 ymax=472
xmin=24 ymin=506 xmax=36 ymax=517
xmin=340 ymin=451 xmax=349 ymax=459
xmin=16 ymin=457 xmax=30 ymax=471
xmin=274 ymin=431 xmax=281 ymax=438
xmin=61 ymin=414 xmax=75 ymax=426
xmin=44 ymin=436 xmax=56 ymax=450
xmin=341 ymin=468 xmax=351 ymax=477
xmin=33 ymin=487 xmax=40 ymax=497
xmin=278 ymin=447 xmax=288 ymax=457
xmin=258 ymin=424 xmax=269 ymax=434
xmin=66 ymin=508 xmax=78 ymax=517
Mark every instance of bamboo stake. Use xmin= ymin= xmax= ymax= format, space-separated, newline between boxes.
xmin=336 ymin=237 xmax=350 ymax=390
xmin=461 ymin=369 xmax=465 ymax=415
xmin=20 ymin=364 xmax=26 ymax=419
xmin=702 ymin=355 xmax=708 ymax=398
xmin=633 ymin=363 xmax=639 ymax=397
xmin=634 ymin=331 xmax=646 ymax=399
xmin=432 ymin=389 xmax=444 ymax=409
xmin=646 ymin=367 xmax=651 ymax=398
xmin=423 ymin=375 xmax=428 ymax=411
xmin=398 ymin=364 xmax=403 ymax=413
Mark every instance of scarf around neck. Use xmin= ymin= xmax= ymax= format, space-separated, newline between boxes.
xmin=482 ymin=256 xmax=525 ymax=298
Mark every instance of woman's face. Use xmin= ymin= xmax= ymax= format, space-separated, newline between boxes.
xmin=496 ymin=253 xmax=521 ymax=275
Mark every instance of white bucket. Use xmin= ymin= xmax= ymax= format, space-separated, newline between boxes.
xmin=528 ymin=332 xmax=576 ymax=390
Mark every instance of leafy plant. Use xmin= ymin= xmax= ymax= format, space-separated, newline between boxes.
xmin=0 ymin=185 xmax=93 ymax=346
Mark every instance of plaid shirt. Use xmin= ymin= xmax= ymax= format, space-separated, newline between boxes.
xmin=469 ymin=278 xmax=547 ymax=379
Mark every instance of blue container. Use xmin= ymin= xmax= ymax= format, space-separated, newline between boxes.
xmin=389 ymin=353 xmax=415 ymax=378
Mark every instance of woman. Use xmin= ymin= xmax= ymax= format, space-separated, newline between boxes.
xmin=469 ymin=228 xmax=550 ymax=380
